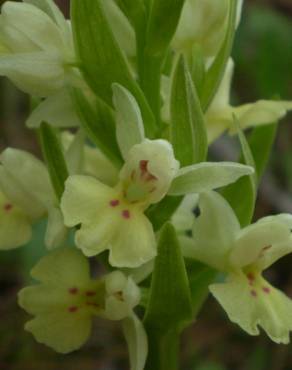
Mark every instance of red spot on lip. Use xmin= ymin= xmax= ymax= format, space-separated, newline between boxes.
xmin=247 ymin=272 xmax=255 ymax=285
xmin=110 ymin=199 xmax=120 ymax=207
xmin=68 ymin=306 xmax=78 ymax=313
xmin=68 ymin=287 xmax=78 ymax=295
xmin=250 ymin=290 xmax=257 ymax=297
xmin=85 ymin=291 xmax=96 ymax=297
xmin=4 ymin=203 xmax=13 ymax=212
xmin=139 ymin=160 xmax=148 ymax=174
xmin=122 ymin=210 xmax=131 ymax=219
xmin=262 ymin=287 xmax=271 ymax=294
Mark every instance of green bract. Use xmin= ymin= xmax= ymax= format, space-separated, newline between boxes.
xmin=184 ymin=191 xmax=292 ymax=343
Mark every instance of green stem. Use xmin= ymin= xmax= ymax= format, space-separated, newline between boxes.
xmin=145 ymin=328 xmax=180 ymax=370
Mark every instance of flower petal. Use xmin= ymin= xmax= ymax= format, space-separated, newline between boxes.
xmin=211 ymin=273 xmax=292 ymax=344
xmin=230 ymin=100 xmax=292 ymax=132
xmin=27 ymin=88 xmax=81 ymax=128
xmin=120 ymin=139 xmax=179 ymax=204
xmin=45 ymin=206 xmax=68 ymax=250
xmin=172 ymin=0 xmax=229 ymax=57
xmin=190 ymin=191 xmax=240 ymax=270
xmin=0 ymin=192 xmax=32 ymax=250
xmin=171 ymin=194 xmax=199 ymax=233
xmin=18 ymin=285 xmax=72 ymax=315
xmin=205 ymin=58 xmax=234 ymax=142
xmin=102 ymin=0 xmax=136 ymax=57
xmin=24 ymin=311 xmax=91 ymax=353
xmin=122 ymin=314 xmax=148 ymax=370
xmin=124 ymin=261 xmax=155 ymax=284
xmin=0 ymin=51 xmax=64 ymax=96
xmin=104 ymin=272 xmax=140 ymax=320
xmin=113 ymin=84 xmax=145 ymax=160
xmin=258 ymin=213 xmax=292 ymax=230
xmin=23 ymin=0 xmax=70 ymax=41
xmin=1 ymin=2 xmax=64 ymax=52
xmin=0 ymin=166 xmax=45 ymax=220
xmin=83 ymin=145 xmax=119 ymax=186
xmin=230 ymin=220 xmax=291 ymax=269
xmin=62 ymin=131 xmax=118 ymax=185
xmin=0 ymin=148 xmax=54 ymax=210
xmin=75 ymin=208 xmax=120 ymax=257
xmin=109 ymin=210 xmax=157 ymax=268
xmin=30 ymin=248 xmax=90 ymax=285
xmin=61 ymin=175 xmax=116 ymax=226
xmin=169 ymin=162 xmax=254 ymax=196
xmin=208 ymin=58 xmax=234 ymax=111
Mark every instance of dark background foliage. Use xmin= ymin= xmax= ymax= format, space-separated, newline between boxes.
xmin=0 ymin=1 xmax=291 ymax=369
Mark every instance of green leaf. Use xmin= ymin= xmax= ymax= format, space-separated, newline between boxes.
xmin=170 ymin=56 xmax=208 ymax=166
xmin=168 ymin=162 xmax=254 ymax=196
xmin=146 ymin=195 xmax=183 ymax=231
xmin=112 ymin=84 xmax=145 ymax=159
xmin=222 ymin=121 xmax=278 ymax=227
xmin=115 ymin=0 xmax=146 ymax=31
xmin=190 ymin=44 xmax=206 ymax=95
xmin=146 ymin=0 xmax=185 ymax=56
xmin=71 ymin=0 xmax=157 ymax=138
xmin=71 ymin=88 xmax=123 ymax=168
xmin=248 ymin=123 xmax=278 ymax=181
xmin=39 ymin=122 xmax=69 ymax=201
xmin=200 ymin=0 xmax=238 ymax=111
xmin=144 ymin=223 xmax=192 ymax=332
xmin=222 ymin=124 xmax=257 ymax=227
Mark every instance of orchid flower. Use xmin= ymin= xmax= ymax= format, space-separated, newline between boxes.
xmin=206 ymin=59 xmax=292 ymax=142
xmin=172 ymin=0 xmax=243 ymax=58
xmin=0 ymin=190 xmax=32 ymax=250
xmin=0 ymin=0 xmax=74 ymax=97
xmin=0 ymin=0 xmax=86 ymax=130
xmin=18 ymin=248 xmax=147 ymax=369
xmin=183 ymin=191 xmax=292 ymax=343
xmin=0 ymin=129 xmax=122 ymax=252
xmin=0 ymin=148 xmax=68 ymax=250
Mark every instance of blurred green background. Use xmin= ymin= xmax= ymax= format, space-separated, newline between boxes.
xmin=0 ymin=1 xmax=292 ymax=369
